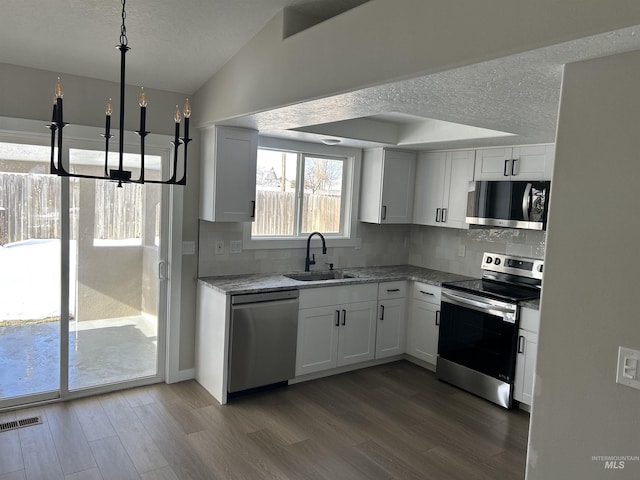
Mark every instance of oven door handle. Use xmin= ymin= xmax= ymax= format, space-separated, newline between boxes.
xmin=441 ymin=291 xmax=517 ymax=322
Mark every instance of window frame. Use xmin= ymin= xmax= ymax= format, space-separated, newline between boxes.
xmin=242 ymin=136 xmax=362 ymax=250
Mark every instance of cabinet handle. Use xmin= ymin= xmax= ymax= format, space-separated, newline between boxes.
xmin=386 ymin=288 xmax=400 ymax=292
xmin=511 ymin=158 xmax=518 ymax=176
xmin=380 ymin=305 xmax=385 ymax=320
xmin=335 ymin=310 xmax=340 ymax=327
xmin=250 ymin=200 xmax=256 ymax=218
xmin=381 ymin=205 xmax=387 ymax=220
xmin=441 ymin=208 xmax=447 ymax=223
xmin=419 ymin=290 xmax=434 ymax=296
xmin=435 ymin=310 xmax=440 ymax=326
xmin=518 ymin=335 xmax=525 ymax=354
xmin=436 ymin=208 xmax=441 ymax=222
xmin=342 ymin=309 xmax=346 ymax=326
xmin=503 ymin=159 xmax=511 ymax=176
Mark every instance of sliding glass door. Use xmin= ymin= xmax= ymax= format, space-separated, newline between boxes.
xmin=0 ymin=136 xmax=169 ymax=408
xmin=66 ymin=148 xmax=166 ymax=391
xmin=0 ymin=141 xmax=62 ymax=406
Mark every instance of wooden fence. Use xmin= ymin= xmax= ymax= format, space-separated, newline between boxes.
xmin=0 ymin=173 xmax=142 ymax=245
xmin=253 ymin=190 xmax=341 ymax=235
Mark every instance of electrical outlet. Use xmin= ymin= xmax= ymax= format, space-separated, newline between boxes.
xmin=215 ymin=241 xmax=224 ymax=254
xmin=230 ymin=240 xmax=242 ymax=254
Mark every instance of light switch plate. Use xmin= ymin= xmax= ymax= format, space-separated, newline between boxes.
xmin=215 ymin=241 xmax=224 ymax=254
xmin=616 ymin=346 xmax=640 ymax=390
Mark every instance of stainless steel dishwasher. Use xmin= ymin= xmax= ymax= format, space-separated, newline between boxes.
xmin=228 ymin=289 xmax=299 ymax=394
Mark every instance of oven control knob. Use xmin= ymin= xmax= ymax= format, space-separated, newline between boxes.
xmin=486 ymin=256 xmax=493 ymax=264
xmin=494 ymin=258 xmax=501 ymax=265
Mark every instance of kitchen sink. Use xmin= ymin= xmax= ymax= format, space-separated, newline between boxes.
xmin=285 ymin=271 xmax=354 ymax=282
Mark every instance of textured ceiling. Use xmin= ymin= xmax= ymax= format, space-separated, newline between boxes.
xmin=230 ymin=26 xmax=640 ymax=150
xmin=1 ymin=1 xmax=640 ymax=150
xmin=0 ymin=0 xmax=368 ymax=95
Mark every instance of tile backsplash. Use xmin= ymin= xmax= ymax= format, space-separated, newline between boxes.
xmin=407 ymin=225 xmax=546 ymax=277
xmin=198 ymin=220 xmax=545 ymax=278
xmin=197 ymin=220 xmax=410 ymax=277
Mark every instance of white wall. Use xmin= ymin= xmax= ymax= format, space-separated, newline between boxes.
xmin=194 ymin=0 xmax=640 ymax=126
xmin=527 ymin=50 xmax=640 ymax=479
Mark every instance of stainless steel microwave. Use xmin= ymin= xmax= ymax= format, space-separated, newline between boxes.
xmin=466 ymin=180 xmax=551 ymax=230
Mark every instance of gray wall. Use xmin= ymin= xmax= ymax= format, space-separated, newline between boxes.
xmin=527 ymin=51 xmax=640 ymax=479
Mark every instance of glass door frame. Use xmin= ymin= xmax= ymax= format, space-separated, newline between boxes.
xmin=0 ymin=118 xmax=173 ymax=408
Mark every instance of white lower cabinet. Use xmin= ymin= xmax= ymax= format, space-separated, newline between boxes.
xmin=514 ymin=306 xmax=540 ymax=406
xmin=296 ymin=284 xmax=378 ymax=376
xmin=375 ymin=282 xmax=407 ymax=359
xmin=406 ymin=282 xmax=441 ymax=366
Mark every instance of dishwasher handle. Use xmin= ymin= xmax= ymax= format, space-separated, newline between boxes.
xmin=231 ymin=289 xmax=299 ymax=305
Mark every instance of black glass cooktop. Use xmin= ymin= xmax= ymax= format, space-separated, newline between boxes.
xmin=442 ymin=278 xmax=541 ymax=303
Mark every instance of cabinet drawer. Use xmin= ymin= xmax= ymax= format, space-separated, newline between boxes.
xmin=299 ymin=283 xmax=378 ymax=309
xmin=411 ymin=282 xmax=441 ymax=304
xmin=519 ymin=306 xmax=540 ymax=333
xmin=378 ymin=281 xmax=407 ymax=300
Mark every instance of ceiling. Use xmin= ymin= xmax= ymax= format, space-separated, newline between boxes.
xmin=0 ymin=0 xmax=368 ymax=95
xmin=2 ymin=1 xmax=640 ymax=150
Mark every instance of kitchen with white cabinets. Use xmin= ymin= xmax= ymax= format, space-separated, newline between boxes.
xmin=196 ymin=135 xmax=550 ymax=412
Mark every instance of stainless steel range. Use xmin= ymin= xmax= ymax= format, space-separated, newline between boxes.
xmin=437 ymin=252 xmax=543 ymax=408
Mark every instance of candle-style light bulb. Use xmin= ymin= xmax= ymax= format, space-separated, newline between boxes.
xmin=139 ymin=87 xmax=147 ymax=107
xmin=55 ymin=77 xmax=63 ymax=99
xmin=174 ymin=105 xmax=182 ymax=123
xmin=106 ymin=98 xmax=113 ymax=116
xmin=183 ymin=98 xmax=191 ymax=118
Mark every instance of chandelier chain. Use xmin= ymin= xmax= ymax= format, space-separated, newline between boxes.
xmin=120 ymin=0 xmax=128 ymax=46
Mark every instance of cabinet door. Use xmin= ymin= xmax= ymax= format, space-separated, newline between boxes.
xmin=379 ymin=150 xmax=416 ymax=223
xmin=200 ymin=126 xmax=258 ymax=222
xmin=376 ymin=298 xmax=406 ymax=359
xmin=442 ymin=150 xmax=475 ymax=229
xmin=407 ymin=299 xmax=440 ymax=365
xmin=296 ymin=306 xmax=340 ymax=376
xmin=514 ymin=329 xmax=538 ymax=405
xmin=474 ymin=147 xmax=513 ymax=180
xmin=511 ymin=144 xmax=555 ymax=180
xmin=413 ymin=151 xmax=446 ymax=226
xmin=337 ymin=301 xmax=377 ymax=367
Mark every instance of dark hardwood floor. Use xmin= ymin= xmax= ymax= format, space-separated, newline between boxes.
xmin=0 ymin=361 xmax=529 ymax=479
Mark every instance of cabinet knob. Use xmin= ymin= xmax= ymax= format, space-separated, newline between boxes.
xmin=380 ymin=304 xmax=385 ymax=320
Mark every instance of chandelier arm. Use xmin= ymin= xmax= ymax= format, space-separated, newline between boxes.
xmin=48 ymin=124 xmax=58 ymax=174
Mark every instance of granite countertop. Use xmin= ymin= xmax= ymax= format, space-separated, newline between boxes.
xmin=199 ymin=265 xmax=474 ymax=296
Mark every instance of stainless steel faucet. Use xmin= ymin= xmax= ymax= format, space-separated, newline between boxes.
xmin=305 ymin=231 xmax=327 ymax=271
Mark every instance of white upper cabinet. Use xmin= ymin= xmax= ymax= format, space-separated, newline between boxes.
xmin=474 ymin=144 xmax=555 ymax=181
xmin=413 ymin=150 xmax=475 ymax=229
xmin=359 ymin=148 xmax=416 ymax=224
xmin=199 ymin=126 xmax=258 ymax=222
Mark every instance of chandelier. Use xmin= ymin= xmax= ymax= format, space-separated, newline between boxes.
xmin=48 ymin=0 xmax=191 ymax=187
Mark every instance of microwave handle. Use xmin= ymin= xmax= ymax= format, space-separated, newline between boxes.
xmin=522 ymin=183 xmax=532 ymax=221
